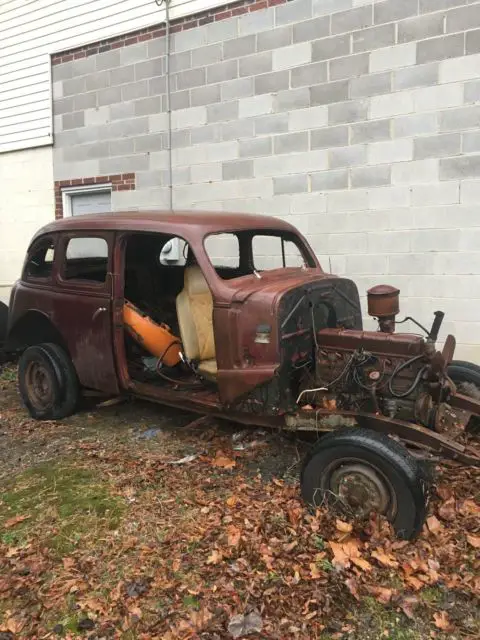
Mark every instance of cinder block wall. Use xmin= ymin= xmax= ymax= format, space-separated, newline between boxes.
xmin=52 ymin=0 xmax=480 ymax=361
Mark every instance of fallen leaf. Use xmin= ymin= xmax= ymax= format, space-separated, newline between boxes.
xmin=459 ymin=499 xmax=480 ymax=517
xmin=172 ymin=558 xmax=181 ymax=572
xmin=128 ymin=605 xmax=142 ymax=619
xmin=226 ymin=495 xmax=238 ymax=507
xmin=345 ymin=577 xmax=360 ymax=601
xmin=206 ymin=550 xmax=222 ymax=565
xmin=438 ymin=497 xmax=456 ymax=521
xmin=405 ymin=575 xmax=424 ymax=591
xmin=227 ymin=525 xmax=241 ymax=547
xmin=189 ymin=608 xmax=213 ymax=630
xmin=433 ymin=611 xmax=451 ymax=630
xmin=369 ymin=586 xmax=393 ymax=604
xmin=426 ymin=515 xmax=442 ymax=534
xmin=309 ymin=563 xmax=321 ymax=579
xmin=228 ymin=610 xmax=262 ymax=638
xmin=4 ymin=515 xmax=30 ymax=529
xmin=6 ymin=617 xmax=24 ymax=633
xmin=212 ymin=453 xmax=236 ymax=469
xmin=400 ymin=596 xmax=419 ymax=620
xmin=466 ymin=534 xmax=480 ymax=548
xmin=371 ymin=549 xmax=399 ymax=568
xmin=329 ymin=541 xmax=350 ymax=569
xmin=336 ymin=519 xmax=353 ymax=534
xmin=351 ymin=556 xmax=373 ymax=572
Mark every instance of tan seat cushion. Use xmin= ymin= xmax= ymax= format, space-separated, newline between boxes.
xmin=176 ymin=267 xmax=217 ymax=378
xmin=198 ymin=359 xmax=217 ymax=379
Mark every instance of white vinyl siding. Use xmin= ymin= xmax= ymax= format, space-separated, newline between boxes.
xmin=0 ymin=0 xmax=226 ymax=154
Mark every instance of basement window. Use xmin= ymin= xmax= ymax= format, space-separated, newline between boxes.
xmin=62 ymin=184 xmax=112 ymax=217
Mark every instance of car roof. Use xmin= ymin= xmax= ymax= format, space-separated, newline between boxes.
xmin=33 ymin=210 xmax=298 ymax=243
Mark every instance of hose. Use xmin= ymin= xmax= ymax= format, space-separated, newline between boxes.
xmin=388 ymin=354 xmax=426 ymax=398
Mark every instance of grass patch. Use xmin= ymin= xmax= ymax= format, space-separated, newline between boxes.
xmin=0 ymin=365 xmax=16 ymax=383
xmin=0 ymin=462 xmax=123 ymax=554
xmin=351 ymin=597 xmax=422 ymax=640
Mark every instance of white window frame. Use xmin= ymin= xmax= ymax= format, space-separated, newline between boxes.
xmin=62 ymin=183 xmax=112 ymax=217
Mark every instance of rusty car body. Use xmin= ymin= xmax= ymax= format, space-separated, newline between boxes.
xmin=6 ymin=211 xmax=480 ymax=538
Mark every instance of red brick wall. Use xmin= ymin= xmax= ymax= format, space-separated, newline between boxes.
xmin=51 ymin=0 xmax=286 ymax=64
xmin=54 ymin=174 xmax=135 ymax=219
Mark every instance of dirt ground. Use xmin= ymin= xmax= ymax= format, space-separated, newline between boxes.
xmin=0 ymin=364 xmax=479 ymax=640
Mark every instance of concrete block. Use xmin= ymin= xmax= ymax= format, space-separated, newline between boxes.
xmin=110 ymin=102 xmax=135 ymax=121
xmin=273 ymin=42 xmax=312 ymax=70
xmin=83 ymin=104 xmax=109 ymax=127
xmin=369 ymin=186 xmax=410 ymax=209
xmin=167 ymin=89 xmax=190 ymax=110
xmin=440 ymin=53 xmax=480 ymax=83
xmin=275 ymin=0 xmax=312 ymax=27
xmin=447 ymin=4 xmax=480 ymax=33
xmin=391 ymin=159 xmax=439 ymax=184
xmin=221 ymin=77 xmax=254 ymax=101
xmin=171 ymin=106 xmax=207 ymax=130
xmin=351 ymin=165 xmax=391 ymax=188
xmin=370 ymin=92 xmax=414 ymax=118
xmin=52 ymin=80 xmax=63 ymax=101
xmin=134 ymin=133 xmax=164 ymax=153
xmin=191 ymin=124 xmax=220 ymax=145
xmin=121 ymin=80 xmax=149 ymax=102
xmin=374 ymin=0 xmax=418 ymax=24
xmin=311 ymin=80 xmax=349 ymax=105
xmin=293 ymin=16 xmax=330 ymax=44
xmin=207 ymin=101 xmax=239 ymax=123
xmin=223 ymin=159 xmax=254 ymax=181
xmin=327 ymin=189 xmax=369 ymax=212
xmin=368 ymin=139 xmax=413 ymax=165
xmin=120 ymin=42 xmax=148 ymax=66
xmin=329 ymin=100 xmax=368 ymax=125
xmin=191 ymin=85 xmax=221 ymax=107
xmin=274 ymin=87 xmax=311 ymax=111
xmin=346 ymin=253 xmax=387 ymax=275
xmin=463 ymin=131 xmax=480 ymax=153
xmin=109 ymin=65 xmax=135 ymax=88
xmin=290 ymin=193 xmax=327 ymax=214
xmin=352 ymin=24 xmax=395 ymax=53
xmin=313 ymin=0 xmax=352 ymax=17
xmin=62 ymin=111 xmax=84 ymax=130
xmin=411 ymin=229 xmax=460 ymax=254
xmin=53 ymin=97 xmax=73 ymax=116
xmin=414 ymin=83 xmax=463 ymax=112
xmin=388 ymin=253 xmax=435 ymax=276
xmin=99 ymin=154 xmax=149 ymax=174
xmin=96 ymin=50 xmax=120 ymax=71
xmin=274 ymin=175 xmax=309 ymax=194
xmin=109 ymin=138 xmax=135 ymax=156
xmin=291 ymin=61 xmax=327 ymax=87
xmin=411 ymin=182 xmax=460 ymax=206
xmin=466 ymin=29 xmax=480 ymax=55
xmin=329 ymin=232 xmax=368 ymax=254
xmin=239 ymin=94 xmax=273 ymax=118
xmin=239 ymin=137 xmax=272 ymax=157
xmin=289 ymin=105 xmax=327 ymax=131
xmin=257 ymin=26 xmax=292 ymax=52
xmin=460 ymin=179 xmax=480 ymax=203
xmin=370 ymin=43 xmax=417 ymax=73
xmin=417 ymin=34 xmax=465 ymax=64
xmin=398 ymin=13 xmax=445 ymax=44
xmin=393 ymin=63 xmax=439 ymax=91
xmin=331 ymin=6 xmax=372 ymax=34
xmin=206 ymin=17 xmax=238 ymax=44
xmin=367 ymin=231 xmax=411 ymax=254
xmin=274 ymin=132 xmax=308 ymax=155
xmin=170 ymin=129 xmax=191 ymax=149
xmin=206 ymin=60 xmax=238 ymax=85
xmin=414 ymin=133 xmax=461 ymax=159
xmin=191 ymin=163 xmax=222 ymax=183
xmin=240 ymin=52 xmax=273 ymax=78
xmin=148 ymin=39 xmax=166 ymax=58
xmin=329 ymin=144 xmax=366 ymax=168
xmin=52 ymin=62 xmax=73 ymax=82
xmin=312 ymin=34 xmax=351 ymax=62
xmin=135 ymin=57 xmax=163 ymax=81
xmin=175 ymin=67 xmax=206 ymax=91
xmin=331 ymin=53 xmax=369 ymax=80
xmin=149 ymin=75 xmax=167 ymax=97
xmin=136 ymin=170 xmax=165 ymax=189
xmin=440 ymin=106 xmax=480 ymax=132
xmin=223 ymin=35 xmax=255 ymax=60
xmin=105 ymin=116 xmax=149 ymax=140
xmin=173 ymin=26 xmax=208 ymax=53
xmin=420 ymin=0 xmax=465 ymax=14
xmin=394 ymin=113 xmax=437 ymax=138
xmin=238 ymin=9 xmax=274 ymax=36
xmin=351 ymin=119 xmax=391 ymax=144
xmin=255 ymin=149 xmax=327 ymax=176
xmin=221 ymin=119 xmax=255 ymax=141
xmin=311 ymin=125 xmax=349 ymax=149
xmin=349 ymin=72 xmax=391 ymax=98
xmin=192 ymin=45 xmax=221 ymax=68
xmin=63 ymin=76 xmax=86 ymax=96
xmin=311 ymin=169 xmax=348 ymax=190
xmin=134 ymin=96 xmax=161 ymax=117
xmin=255 ymin=70 xmax=289 ymax=95
xmin=440 ymin=155 xmax=480 ymax=180
xmin=256 ymin=113 xmax=289 ymax=135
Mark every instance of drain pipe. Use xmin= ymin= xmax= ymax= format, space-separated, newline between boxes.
xmin=155 ymin=0 xmax=173 ymax=211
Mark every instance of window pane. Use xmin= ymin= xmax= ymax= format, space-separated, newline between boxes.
xmin=205 ymin=234 xmax=240 ymax=270
xmin=25 ymin=239 xmax=55 ymax=279
xmin=70 ymin=190 xmax=111 ymax=216
xmin=64 ymin=237 xmax=108 ymax=282
xmin=252 ymin=235 xmax=306 ymax=270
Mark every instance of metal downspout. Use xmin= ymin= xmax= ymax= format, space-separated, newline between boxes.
xmin=156 ymin=0 xmax=173 ymax=211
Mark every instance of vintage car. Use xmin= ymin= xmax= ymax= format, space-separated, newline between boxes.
xmin=6 ymin=211 xmax=480 ymax=538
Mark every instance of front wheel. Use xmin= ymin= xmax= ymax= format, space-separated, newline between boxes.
xmin=448 ymin=360 xmax=480 ymax=433
xmin=300 ymin=428 xmax=429 ymax=540
xmin=18 ymin=343 xmax=79 ymax=420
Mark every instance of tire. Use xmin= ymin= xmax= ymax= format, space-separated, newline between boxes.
xmin=18 ymin=343 xmax=79 ymax=420
xmin=0 ymin=301 xmax=7 ymax=345
xmin=300 ymin=428 xmax=429 ymax=540
xmin=447 ymin=360 xmax=480 ymax=433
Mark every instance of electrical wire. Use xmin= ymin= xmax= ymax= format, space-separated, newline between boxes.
xmin=387 ymin=354 xmax=426 ymax=398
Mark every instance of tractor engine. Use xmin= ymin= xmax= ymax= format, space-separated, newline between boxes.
xmin=306 ymin=286 xmax=462 ymax=434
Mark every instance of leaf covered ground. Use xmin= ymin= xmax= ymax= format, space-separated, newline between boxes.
xmin=0 ymin=365 xmax=479 ymax=639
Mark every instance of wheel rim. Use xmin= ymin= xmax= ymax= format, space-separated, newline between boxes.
xmin=316 ymin=457 xmax=397 ymax=520
xmin=25 ymin=360 xmax=55 ymax=411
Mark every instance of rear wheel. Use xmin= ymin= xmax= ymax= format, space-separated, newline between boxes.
xmin=301 ymin=428 xmax=429 ymax=540
xmin=448 ymin=360 xmax=480 ymax=434
xmin=18 ymin=343 xmax=79 ymax=420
